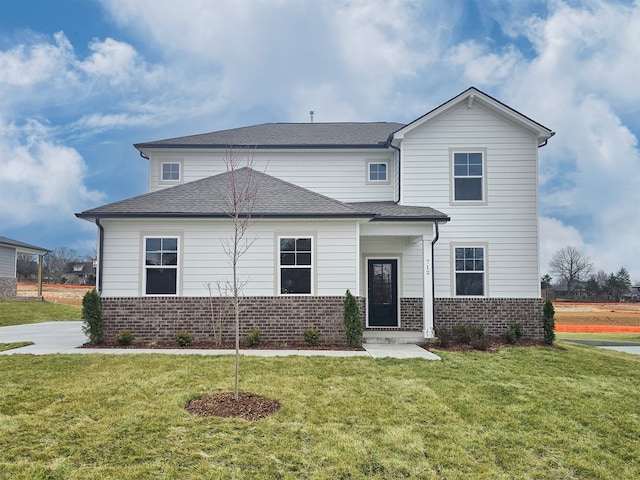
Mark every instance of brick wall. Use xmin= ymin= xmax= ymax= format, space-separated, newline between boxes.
xmin=0 ymin=277 xmax=17 ymax=299
xmin=101 ymin=296 xmax=367 ymax=345
xmin=100 ymin=295 xmax=545 ymax=344
xmin=435 ymin=298 xmax=544 ymax=340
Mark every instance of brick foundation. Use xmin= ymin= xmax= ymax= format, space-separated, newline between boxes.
xmin=100 ymin=295 xmax=545 ymax=345
xmin=434 ymin=298 xmax=544 ymax=340
xmin=0 ymin=277 xmax=17 ymax=299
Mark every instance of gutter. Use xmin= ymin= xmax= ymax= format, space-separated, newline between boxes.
xmin=95 ymin=217 xmax=104 ymax=295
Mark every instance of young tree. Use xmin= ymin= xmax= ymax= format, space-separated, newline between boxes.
xmin=549 ymin=246 xmax=593 ymax=293
xmin=606 ymin=267 xmax=631 ymax=301
xmin=220 ymin=149 xmax=260 ymax=400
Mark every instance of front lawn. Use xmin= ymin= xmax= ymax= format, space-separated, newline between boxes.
xmin=0 ymin=344 xmax=638 ymax=478
xmin=0 ymin=300 xmax=82 ymax=326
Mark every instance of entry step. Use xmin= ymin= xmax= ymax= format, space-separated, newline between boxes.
xmin=363 ymin=330 xmax=425 ymax=344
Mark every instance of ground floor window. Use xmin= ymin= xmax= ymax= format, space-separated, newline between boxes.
xmin=454 ymin=246 xmax=485 ymax=296
xmin=279 ymin=237 xmax=312 ymax=294
xmin=144 ymin=237 xmax=178 ymax=295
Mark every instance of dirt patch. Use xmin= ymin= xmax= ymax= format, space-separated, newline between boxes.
xmin=17 ymin=283 xmax=92 ymax=306
xmin=185 ymin=392 xmax=281 ymax=420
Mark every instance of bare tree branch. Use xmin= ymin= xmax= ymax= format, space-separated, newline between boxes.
xmin=549 ymin=246 xmax=593 ymax=293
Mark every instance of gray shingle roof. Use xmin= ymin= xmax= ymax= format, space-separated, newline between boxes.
xmin=134 ymin=122 xmax=405 ymax=149
xmin=76 ymin=169 xmax=449 ymax=222
xmin=76 ymin=168 xmax=373 ymax=219
xmin=346 ymin=202 xmax=449 ymax=221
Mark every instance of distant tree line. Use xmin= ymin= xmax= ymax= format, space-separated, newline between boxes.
xmin=17 ymin=247 xmax=96 ymax=285
xmin=543 ymin=246 xmax=635 ymax=301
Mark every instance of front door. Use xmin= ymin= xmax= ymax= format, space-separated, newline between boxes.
xmin=367 ymin=259 xmax=398 ymax=327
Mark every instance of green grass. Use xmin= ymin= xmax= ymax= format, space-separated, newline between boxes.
xmin=0 ymin=300 xmax=81 ymax=326
xmin=557 ymin=332 xmax=640 ymax=343
xmin=0 ymin=342 xmax=33 ymax=352
xmin=1 ymin=345 xmax=639 ymax=479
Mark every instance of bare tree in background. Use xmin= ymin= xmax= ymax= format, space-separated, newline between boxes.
xmin=549 ymin=246 xmax=593 ymax=293
xmin=219 ymin=148 xmax=260 ymax=400
xmin=44 ymin=247 xmax=82 ymax=283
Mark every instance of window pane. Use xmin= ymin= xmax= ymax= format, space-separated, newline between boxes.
xmin=280 ymin=253 xmax=295 ymax=265
xmin=455 ymin=178 xmax=482 ymax=201
xmin=454 ymin=164 xmax=468 ymax=176
xmin=146 ymin=253 xmax=161 ymax=266
xmin=455 ymin=260 xmax=464 ymax=270
xmin=146 ymin=238 xmax=161 ymax=251
xmin=146 ymin=268 xmax=177 ymax=294
xmin=163 ymin=252 xmax=178 ymax=266
xmin=162 ymin=163 xmax=179 ymax=180
xmin=296 ymin=238 xmax=311 ymax=251
xmin=297 ymin=253 xmax=311 ymax=265
xmin=281 ymin=268 xmax=311 ymax=294
xmin=163 ymin=238 xmax=178 ymax=251
xmin=469 ymin=164 xmax=482 ymax=176
xmin=280 ymin=238 xmax=295 ymax=251
xmin=465 ymin=259 xmax=475 ymax=271
xmin=469 ymin=153 xmax=482 ymax=164
xmin=456 ymin=272 xmax=484 ymax=296
xmin=455 ymin=248 xmax=464 ymax=260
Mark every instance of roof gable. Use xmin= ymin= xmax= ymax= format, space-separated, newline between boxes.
xmin=393 ymin=87 xmax=554 ymax=145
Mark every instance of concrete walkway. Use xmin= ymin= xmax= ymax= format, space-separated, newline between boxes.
xmin=0 ymin=322 xmax=441 ymax=360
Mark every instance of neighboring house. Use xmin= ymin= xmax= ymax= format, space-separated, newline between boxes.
xmin=62 ymin=261 xmax=97 ymax=285
xmin=0 ymin=236 xmax=50 ymax=299
xmin=77 ymin=87 xmax=554 ymax=344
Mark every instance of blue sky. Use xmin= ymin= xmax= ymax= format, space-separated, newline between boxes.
xmin=1 ymin=0 xmax=639 ymax=281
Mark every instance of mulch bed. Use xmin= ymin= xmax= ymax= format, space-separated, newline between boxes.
xmin=83 ymin=341 xmax=365 ymax=351
xmin=185 ymin=392 xmax=281 ymax=421
xmin=428 ymin=338 xmax=549 ymax=353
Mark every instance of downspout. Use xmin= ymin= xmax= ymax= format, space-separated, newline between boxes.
xmin=431 ymin=221 xmax=441 ymax=332
xmin=389 ymin=144 xmax=401 ymax=203
xmin=95 ymin=217 xmax=104 ymax=294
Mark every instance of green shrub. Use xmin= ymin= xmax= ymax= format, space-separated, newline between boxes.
xmin=343 ymin=289 xmax=362 ymax=348
xmin=435 ymin=325 xmax=452 ymax=348
xmin=452 ymin=323 xmax=484 ymax=344
xmin=543 ymin=299 xmax=555 ymax=345
xmin=504 ymin=322 xmax=524 ymax=344
xmin=470 ymin=335 xmax=491 ymax=351
xmin=246 ymin=327 xmax=262 ymax=347
xmin=116 ymin=330 xmax=134 ymax=346
xmin=175 ymin=331 xmax=194 ymax=347
xmin=303 ymin=328 xmax=320 ymax=346
xmin=81 ymin=288 xmax=103 ymax=345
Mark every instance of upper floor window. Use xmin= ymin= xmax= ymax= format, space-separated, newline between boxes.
xmin=279 ymin=237 xmax=313 ymax=295
xmin=452 ymin=150 xmax=485 ymax=202
xmin=144 ymin=237 xmax=178 ymax=295
xmin=367 ymin=162 xmax=388 ymax=183
xmin=454 ymin=246 xmax=485 ymax=296
xmin=161 ymin=162 xmax=181 ymax=182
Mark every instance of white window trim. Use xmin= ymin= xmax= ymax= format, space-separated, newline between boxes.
xmin=366 ymin=161 xmax=390 ymax=185
xmin=141 ymin=233 xmax=182 ymax=296
xmin=277 ymin=235 xmax=315 ymax=296
xmin=451 ymin=243 xmax=489 ymax=297
xmin=159 ymin=160 xmax=183 ymax=184
xmin=450 ymin=148 xmax=487 ymax=205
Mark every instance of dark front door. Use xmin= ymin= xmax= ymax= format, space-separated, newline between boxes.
xmin=367 ymin=259 xmax=398 ymax=327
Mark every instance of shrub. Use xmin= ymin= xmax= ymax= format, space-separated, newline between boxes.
xmin=435 ymin=325 xmax=452 ymax=348
xmin=470 ymin=335 xmax=491 ymax=351
xmin=246 ymin=327 xmax=262 ymax=347
xmin=116 ymin=330 xmax=134 ymax=346
xmin=303 ymin=328 xmax=320 ymax=346
xmin=452 ymin=323 xmax=484 ymax=344
xmin=343 ymin=290 xmax=363 ymax=347
xmin=81 ymin=288 xmax=103 ymax=345
xmin=504 ymin=322 xmax=524 ymax=344
xmin=543 ymin=299 xmax=555 ymax=345
xmin=175 ymin=331 xmax=194 ymax=347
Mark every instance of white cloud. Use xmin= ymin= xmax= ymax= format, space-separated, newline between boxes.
xmin=0 ymin=115 xmax=105 ymax=228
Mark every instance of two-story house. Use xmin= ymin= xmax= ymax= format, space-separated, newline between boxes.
xmin=77 ymin=87 xmax=554 ymax=345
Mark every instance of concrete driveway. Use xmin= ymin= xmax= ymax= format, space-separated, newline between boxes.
xmin=563 ymin=338 xmax=640 ymax=356
xmin=0 ymin=321 xmax=87 ymax=355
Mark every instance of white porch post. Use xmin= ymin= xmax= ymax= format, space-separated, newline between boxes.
xmin=422 ymin=230 xmax=435 ymax=338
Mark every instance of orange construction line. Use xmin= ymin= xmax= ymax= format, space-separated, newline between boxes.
xmin=555 ymin=324 xmax=640 ymax=333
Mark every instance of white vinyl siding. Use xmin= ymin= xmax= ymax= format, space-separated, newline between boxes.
xmin=100 ymin=218 xmax=359 ymax=298
xmin=147 ymin=149 xmax=396 ymax=203
xmin=401 ymin=101 xmax=541 ymax=298
xmin=0 ymin=246 xmax=16 ymax=277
